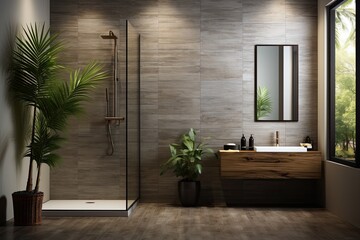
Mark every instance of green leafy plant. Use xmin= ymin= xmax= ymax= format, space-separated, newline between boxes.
xmin=160 ymin=128 xmax=213 ymax=181
xmin=256 ymin=86 xmax=272 ymax=119
xmin=333 ymin=0 xmax=356 ymax=160
xmin=335 ymin=0 xmax=355 ymax=48
xmin=8 ymin=24 xmax=107 ymax=193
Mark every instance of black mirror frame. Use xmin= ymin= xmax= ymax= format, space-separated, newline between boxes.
xmin=254 ymin=44 xmax=299 ymax=122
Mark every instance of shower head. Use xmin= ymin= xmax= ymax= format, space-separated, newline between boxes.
xmin=101 ymin=31 xmax=117 ymax=39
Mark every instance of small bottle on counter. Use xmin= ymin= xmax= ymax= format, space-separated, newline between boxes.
xmin=305 ymin=136 xmax=313 ymax=150
xmin=249 ymin=134 xmax=254 ymax=150
xmin=240 ymin=134 xmax=247 ymax=150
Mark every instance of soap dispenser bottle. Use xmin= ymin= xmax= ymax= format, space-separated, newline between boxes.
xmin=240 ymin=134 xmax=247 ymax=150
xmin=249 ymin=134 xmax=254 ymax=150
xmin=305 ymin=136 xmax=313 ymax=150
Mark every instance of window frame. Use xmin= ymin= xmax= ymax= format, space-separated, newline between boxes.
xmin=328 ymin=0 xmax=360 ymax=168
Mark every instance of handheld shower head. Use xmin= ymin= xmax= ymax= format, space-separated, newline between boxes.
xmin=101 ymin=30 xmax=118 ymax=39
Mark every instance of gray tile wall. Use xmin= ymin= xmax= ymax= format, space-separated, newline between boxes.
xmin=50 ymin=0 xmax=317 ymax=203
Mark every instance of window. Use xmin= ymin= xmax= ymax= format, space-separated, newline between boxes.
xmin=328 ymin=0 xmax=359 ymax=167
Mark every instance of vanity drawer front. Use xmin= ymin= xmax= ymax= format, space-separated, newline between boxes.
xmin=220 ymin=151 xmax=322 ymax=179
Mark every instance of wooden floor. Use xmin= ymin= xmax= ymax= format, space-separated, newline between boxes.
xmin=1 ymin=203 xmax=360 ymax=240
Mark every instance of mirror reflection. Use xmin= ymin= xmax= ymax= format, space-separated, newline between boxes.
xmin=255 ymin=45 xmax=298 ymax=121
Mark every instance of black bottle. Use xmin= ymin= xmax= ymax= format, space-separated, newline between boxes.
xmin=240 ymin=134 xmax=247 ymax=150
xmin=305 ymin=136 xmax=313 ymax=150
xmin=249 ymin=134 xmax=254 ymax=150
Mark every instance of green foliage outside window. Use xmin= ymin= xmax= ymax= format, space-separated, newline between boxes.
xmin=335 ymin=0 xmax=356 ymax=160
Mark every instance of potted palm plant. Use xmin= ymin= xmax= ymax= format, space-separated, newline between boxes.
xmin=8 ymin=24 xmax=107 ymax=225
xmin=160 ymin=128 xmax=213 ymax=207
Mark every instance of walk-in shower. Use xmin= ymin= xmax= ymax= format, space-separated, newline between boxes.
xmin=42 ymin=20 xmax=140 ymax=217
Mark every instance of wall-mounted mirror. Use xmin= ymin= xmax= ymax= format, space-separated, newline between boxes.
xmin=255 ymin=45 xmax=298 ymax=121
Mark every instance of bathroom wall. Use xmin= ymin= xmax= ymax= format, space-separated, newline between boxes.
xmin=0 ymin=0 xmax=50 ymax=222
xmin=318 ymin=0 xmax=360 ymax=228
xmin=50 ymin=0 xmax=318 ymax=203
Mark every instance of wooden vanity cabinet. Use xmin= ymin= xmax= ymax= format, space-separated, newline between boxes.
xmin=219 ymin=150 xmax=322 ymax=179
xmin=219 ymin=150 xmax=323 ymax=206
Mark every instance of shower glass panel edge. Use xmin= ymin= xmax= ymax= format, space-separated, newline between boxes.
xmin=126 ymin=20 xmax=141 ymax=212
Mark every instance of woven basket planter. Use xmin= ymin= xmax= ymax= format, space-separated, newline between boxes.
xmin=12 ymin=191 xmax=44 ymax=226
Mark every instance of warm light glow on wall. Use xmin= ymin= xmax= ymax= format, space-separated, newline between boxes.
xmin=20 ymin=0 xmax=36 ymax=25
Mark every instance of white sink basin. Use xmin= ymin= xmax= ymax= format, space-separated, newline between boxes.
xmin=254 ymin=146 xmax=307 ymax=152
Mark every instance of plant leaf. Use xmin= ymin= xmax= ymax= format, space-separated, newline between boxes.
xmin=257 ymin=86 xmax=272 ymax=119
xmin=159 ymin=128 xmax=213 ymax=180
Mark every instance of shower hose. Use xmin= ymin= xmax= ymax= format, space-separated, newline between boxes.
xmin=105 ymin=87 xmax=114 ymax=156
xmin=107 ymin=122 xmax=114 ymax=156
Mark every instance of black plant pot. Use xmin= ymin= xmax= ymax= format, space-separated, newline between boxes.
xmin=178 ymin=180 xmax=200 ymax=207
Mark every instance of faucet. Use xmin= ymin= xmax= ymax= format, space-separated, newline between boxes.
xmin=275 ymin=131 xmax=279 ymax=147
